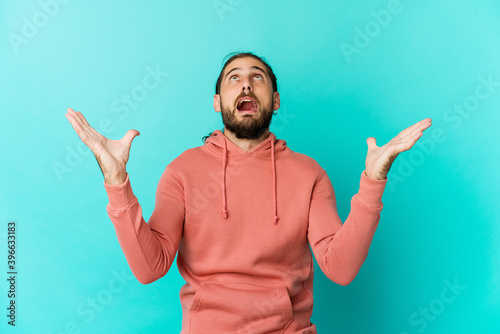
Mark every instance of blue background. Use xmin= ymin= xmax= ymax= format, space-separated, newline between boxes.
xmin=1 ymin=0 xmax=499 ymax=333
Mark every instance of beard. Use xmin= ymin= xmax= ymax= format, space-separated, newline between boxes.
xmin=220 ymin=97 xmax=274 ymax=139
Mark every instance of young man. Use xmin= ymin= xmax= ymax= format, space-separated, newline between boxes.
xmin=65 ymin=52 xmax=431 ymax=333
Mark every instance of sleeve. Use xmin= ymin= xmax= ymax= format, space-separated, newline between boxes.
xmin=103 ymin=166 xmax=185 ymax=284
xmin=307 ymin=169 xmax=387 ymax=286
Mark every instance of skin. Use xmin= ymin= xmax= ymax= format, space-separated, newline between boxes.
xmin=213 ymin=57 xmax=280 ymax=152
xmin=65 ymin=107 xmax=137 ymax=184
xmin=65 ymin=56 xmax=431 ymax=184
xmin=213 ymin=57 xmax=432 ymax=180
xmin=364 ymin=118 xmax=432 ymax=180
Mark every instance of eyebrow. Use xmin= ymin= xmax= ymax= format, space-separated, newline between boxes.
xmin=224 ymin=66 xmax=267 ymax=81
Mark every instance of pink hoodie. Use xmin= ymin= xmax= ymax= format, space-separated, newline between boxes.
xmin=103 ymin=130 xmax=387 ymax=333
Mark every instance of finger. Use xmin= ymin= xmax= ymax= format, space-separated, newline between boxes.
xmin=394 ymin=131 xmax=425 ymax=153
xmin=405 ymin=121 xmax=432 ymax=139
xmin=66 ymin=110 xmax=97 ymax=144
xmin=74 ymin=111 xmax=91 ymax=127
xmin=66 ymin=108 xmax=86 ymax=130
xmin=71 ymin=110 xmax=92 ymax=130
xmin=366 ymin=137 xmax=378 ymax=151
xmin=74 ymin=111 xmax=101 ymax=136
xmin=414 ymin=118 xmax=432 ymax=130
xmin=398 ymin=118 xmax=432 ymax=137
xmin=65 ymin=112 xmax=88 ymax=140
xmin=121 ymin=129 xmax=141 ymax=146
xmin=393 ymin=139 xmax=416 ymax=153
xmin=412 ymin=120 xmax=432 ymax=137
xmin=67 ymin=109 xmax=99 ymax=138
xmin=399 ymin=119 xmax=432 ymax=141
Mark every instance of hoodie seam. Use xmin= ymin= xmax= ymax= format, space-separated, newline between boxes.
xmin=307 ymin=169 xmax=328 ymax=220
xmin=316 ymin=169 xmax=328 ymax=183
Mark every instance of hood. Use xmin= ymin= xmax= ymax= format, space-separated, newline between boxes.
xmin=204 ymin=129 xmax=288 ymax=225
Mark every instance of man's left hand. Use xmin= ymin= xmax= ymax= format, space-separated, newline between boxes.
xmin=364 ymin=118 xmax=432 ymax=180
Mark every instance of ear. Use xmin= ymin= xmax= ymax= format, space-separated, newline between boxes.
xmin=273 ymin=92 xmax=280 ymax=112
xmin=213 ymin=94 xmax=221 ymax=112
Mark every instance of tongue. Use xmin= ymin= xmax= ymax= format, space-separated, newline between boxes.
xmin=239 ymin=101 xmax=256 ymax=111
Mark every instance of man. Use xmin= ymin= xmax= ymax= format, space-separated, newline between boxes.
xmin=65 ymin=52 xmax=431 ymax=333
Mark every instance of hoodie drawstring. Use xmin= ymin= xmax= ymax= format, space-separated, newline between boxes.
xmin=271 ymin=138 xmax=279 ymax=224
xmin=219 ymin=132 xmax=279 ymax=225
xmin=221 ymin=137 xmax=228 ymax=219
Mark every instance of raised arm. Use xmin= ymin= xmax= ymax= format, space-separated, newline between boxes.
xmin=307 ymin=170 xmax=387 ymax=286
xmin=65 ymin=108 xmax=184 ymax=284
xmin=308 ymin=118 xmax=432 ymax=285
xmin=103 ymin=167 xmax=184 ymax=284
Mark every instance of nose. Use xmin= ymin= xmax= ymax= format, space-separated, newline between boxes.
xmin=240 ymin=75 xmax=252 ymax=92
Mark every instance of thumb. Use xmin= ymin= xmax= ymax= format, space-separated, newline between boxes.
xmin=122 ymin=129 xmax=140 ymax=147
xmin=366 ymin=137 xmax=377 ymax=151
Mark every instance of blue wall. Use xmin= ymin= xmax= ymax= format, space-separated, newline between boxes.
xmin=1 ymin=0 xmax=499 ymax=333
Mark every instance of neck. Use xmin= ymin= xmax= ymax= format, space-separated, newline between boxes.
xmin=222 ymin=128 xmax=271 ymax=153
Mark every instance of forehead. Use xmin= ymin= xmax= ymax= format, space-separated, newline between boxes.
xmin=223 ymin=57 xmax=266 ymax=75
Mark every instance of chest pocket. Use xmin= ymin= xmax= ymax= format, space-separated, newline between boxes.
xmin=189 ymin=280 xmax=294 ymax=333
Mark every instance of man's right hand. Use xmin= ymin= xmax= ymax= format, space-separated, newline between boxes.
xmin=65 ymin=108 xmax=140 ymax=185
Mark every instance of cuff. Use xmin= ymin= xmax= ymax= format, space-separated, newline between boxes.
xmin=356 ymin=170 xmax=388 ymax=208
xmin=103 ymin=173 xmax=137 ymax=210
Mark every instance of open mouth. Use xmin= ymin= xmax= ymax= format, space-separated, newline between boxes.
xmin=237 ymin=98 xmax=258 ymax=113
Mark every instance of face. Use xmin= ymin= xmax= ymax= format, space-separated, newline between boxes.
xmin=214 ymin=57 xmax=280 ymax=139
